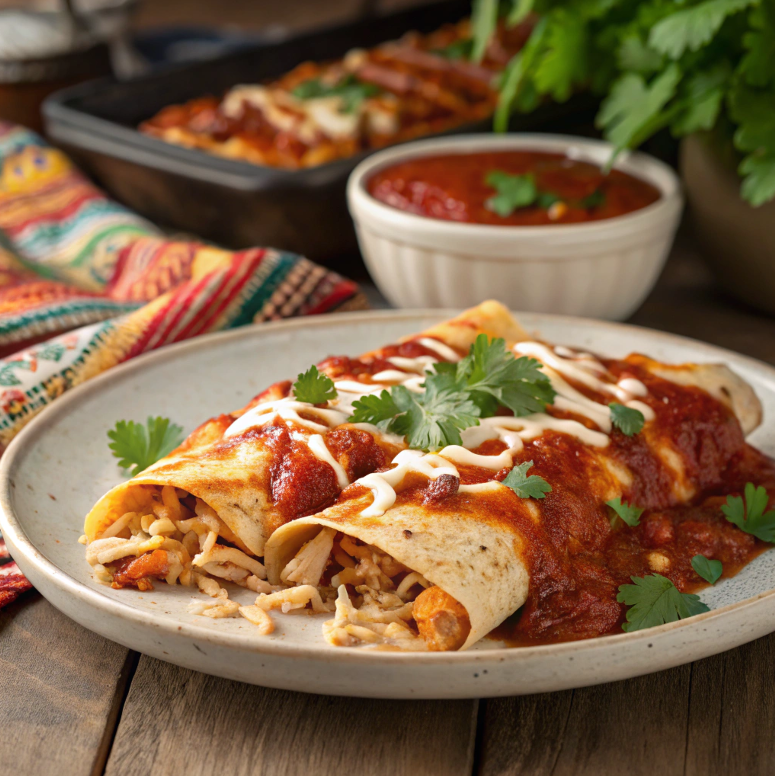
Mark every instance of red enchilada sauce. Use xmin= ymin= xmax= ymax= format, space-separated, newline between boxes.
xmin=252 ymin=341 xmax=773 ymax=646
xmin=367 ymin=150 xmax=661 ymax=226
xmin=107 ymin=334 xmax=774 ymax=645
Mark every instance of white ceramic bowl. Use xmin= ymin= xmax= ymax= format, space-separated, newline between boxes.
xmin=347 ymin=134 xmax=683 ymax=320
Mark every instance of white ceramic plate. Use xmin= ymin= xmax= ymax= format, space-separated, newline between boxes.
xmin=2 ymin=310 xmax=775 ymax=700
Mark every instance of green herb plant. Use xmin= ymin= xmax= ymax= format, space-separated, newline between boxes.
xmin=470 ymin=0 xmax=775 ymax=206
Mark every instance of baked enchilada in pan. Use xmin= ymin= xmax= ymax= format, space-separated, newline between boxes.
xmin=139 ymin=19 xmax=533 ymax=170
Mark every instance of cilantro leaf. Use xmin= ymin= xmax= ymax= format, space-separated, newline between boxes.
xmin=291 ymin=74 xmax=379 ymax=114
xmin=692 ymin=555 xmax=723 ymax=584
xmin=606 ymin=496 xmax=644 ymax=527
xmin=502 ymin=460 xmax=552 ymax=499
xmin=580 ymin=189 xmax=606 ymax=209
xmin=649 ymin=0 xmax=756 ymax=60
xmin=108 ymin=417 xmax=185 ymax=477
xmin=739 ymin=153 xmax=775 ymax=206
xmin=390 ymin=377 xmax=481 ymax=451
xmin=729 ymin=82 xmax=775 ymax=206
xmin=617 ymin=35 xmax=663 ymax=74
xmin=533 ymin=8 xmax=589 ymax=102
xmin=348 ymin=389 xmax=399 ymax=426
xmin=740 ymin=2 xmax=775 ymax=87
xmin=670 ymin=64 xmax=730 ymax=136
xmin=721 ymin=482 xmax=775 ymax=541
xmin=431 ymin=38 xmax=474 ymax=60
xmin=609 ymin=403 xmax=645 ymax=436
xmin=455 ymin=334 xmax=556 ymax=417
xmin=471 ymin=0 xmax=499 ymax=63
xmin=597 ymin=65 xmax=682 ymax=154
xmin=292 ymin=366 xmax=337 ymax=404
xmin=484 ymin=170 xmax=538 ymax=216
xmin=617 ymin=574 xmax=710 ymax=632
xmin=537 ymin=191 xmax=562 ymax=208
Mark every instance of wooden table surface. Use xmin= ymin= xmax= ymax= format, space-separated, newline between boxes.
xmin=3 ymin=231 xmax=775 ymax=776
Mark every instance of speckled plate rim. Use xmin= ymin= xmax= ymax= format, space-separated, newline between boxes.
xmin=2 ymin=310 xmax=775 ymax=689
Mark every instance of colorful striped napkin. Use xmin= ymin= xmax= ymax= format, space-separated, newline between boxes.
xmin=0 ymin=123 xmax=364 ymax=609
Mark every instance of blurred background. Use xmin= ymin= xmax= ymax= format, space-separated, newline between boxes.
xmin=0 ymin=0 xmax=771 ymax=316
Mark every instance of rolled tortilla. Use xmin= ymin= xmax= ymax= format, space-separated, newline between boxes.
xmin=83 ymin=301 xmax=530 ymax=558
xmin=264 ymin=488 xmax=532 ymax=650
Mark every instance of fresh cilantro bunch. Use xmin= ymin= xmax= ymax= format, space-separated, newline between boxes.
xmin=471 ymin=0 xmax=775 ymax=207
xmin=349 ymin=334 xmax=555 ymax=451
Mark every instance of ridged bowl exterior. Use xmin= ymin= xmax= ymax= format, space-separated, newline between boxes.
xmin=348 ymin=135 xmax=683 ymax=320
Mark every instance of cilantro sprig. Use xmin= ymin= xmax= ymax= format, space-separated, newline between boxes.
xmin=721 ymin=482 xmax=775 ymax=541
xmin=609 ymin=403 xmax=645 ymax=436
xmin=485 ymin=171 xmax=542 ymax=216
xmin=292 ymin=366 xmax=337 ymax=405
xmin=692 ymin=555 xmax=723 ymax=584
xmin=108 ymin=417 xmax=185 ymax=477
xmin=606 ymin=496 xmax=644 ymax=527
xmin=291 ymin=74 xmax=380 ymax=114
xmin=349 ymin=334 xmax=555 ymax=451
xmin=453 ymin=333 xmax=556 ymax=416
xmin=502 ymin=460 xmax=552 ymax=499
xmin=484 ymin=171 xmax=608 ymax=218
xmin=617 ymin=574 xmax=710 ymax=632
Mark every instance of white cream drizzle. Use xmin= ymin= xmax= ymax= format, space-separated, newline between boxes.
xmin=438 ymin=445 xmax=513 ymax=471
xmin=225 ymin=398 xmax=348 ymax=437
xmin=355 ymin=449 xmax=511 ymax=517
xmin=307 ymin=434 xmax=350 ymax=490
xmin=387 ymin=355 xmax=437 ymax=374
xmin=223 ymin=338 xmax=660 ymax=515
xmin=417 ymin=337 xmax=461 ymax=362
xmin=515 ymin=342 xmax=656 ymax=422
xmin=359 ymin=450 xmax=458 ymax=517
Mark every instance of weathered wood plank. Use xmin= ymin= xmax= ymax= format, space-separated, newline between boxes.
xmin=474 ymin=689 xmax=574 ymax=775
xmin=0 ymin=593 xmax=134 ymax=776
xmin=478 ymin=666 xmax=692 ymax=776
xmin=104 ymin=656 xmax=477 ymax=776
xmin=686 ymin=632 xmax=775 ymax=776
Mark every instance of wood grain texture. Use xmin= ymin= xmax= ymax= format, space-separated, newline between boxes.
xmin=686 ymin=633 xmax=775 ymax=776
xmin=0 ymin=593 xmax=134 ymax=776
xmin=104 ymin=655 xmax=477 ymax=776
xmin=478 ymin=665 xmax=692 ymax=776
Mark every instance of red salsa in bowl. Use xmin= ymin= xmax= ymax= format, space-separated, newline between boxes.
xmin=366 ymin=150 xmax=662 ymax=226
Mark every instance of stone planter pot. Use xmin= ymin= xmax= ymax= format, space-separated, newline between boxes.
xmin=680 ymin=133 xmax=775 ymax=315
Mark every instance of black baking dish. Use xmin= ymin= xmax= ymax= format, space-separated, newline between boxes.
xmin=43 ymin=0 xmax=597 ymax=269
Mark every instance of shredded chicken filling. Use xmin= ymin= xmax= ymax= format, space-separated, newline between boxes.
xmin=85 ymin=486 xmax=270 ymax=629
xmin=85 ymin=490 xmax=470 ymax=650
xmin=277 ymin=529 xmax=471 ymax=651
